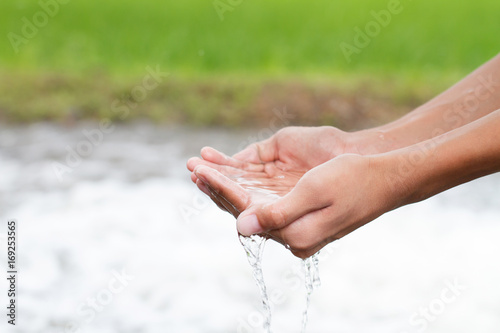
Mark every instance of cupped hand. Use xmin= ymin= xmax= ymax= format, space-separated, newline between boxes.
xmin=187 ymin=126 xmax=350 ymax=183
xmin=186 ymin=126 xmax=355 ymax=213
xmin=193 ymin=153 xmax=406 ymax=258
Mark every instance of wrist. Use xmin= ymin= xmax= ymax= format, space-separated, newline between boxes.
xmin=371 ymin=152 xmax=418 ymax=211
xmin=345 ymin=128 xmax=400 ymax=155
xmin=348 ymin=103 xmax=455 ymax=156
xmin=317 ymin=126 xmax=350 ymax=158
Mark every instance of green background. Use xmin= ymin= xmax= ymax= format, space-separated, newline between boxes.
xmin=1 ymin=0 xmax=498 ymax=126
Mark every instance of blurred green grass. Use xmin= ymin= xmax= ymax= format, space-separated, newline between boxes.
xmin=0 ymin=0 xmax=499 ymax=125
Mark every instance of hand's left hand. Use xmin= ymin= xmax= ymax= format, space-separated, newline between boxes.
xmin=186 ymin=126 xmax=350 ymax=215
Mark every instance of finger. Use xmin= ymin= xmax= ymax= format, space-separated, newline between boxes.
xmin=196 ymin=178 xmax=211 ymax=197
xmin=236 ymin=175 xmax=331 ymax=236
xmin=200 ymin=146 xmax=236 ymax=165
xmin=191 ymin=172 xmax=198 ymax=184
xmin=186 ymin=157 xmax=200 ymax=172
xmin=201 ymin=179 xmax=243 ymax=217
xmin=232 ymin=144 xmax=260 ymax=163
xmin=265 ymin=206 xmax=336 ymax=259
xmin=194 ymin=165 xmax=250 ymax=213
xmin=198 ymin=179 xmax=242 ymax=217
xmin=201 ymin=146 xmax=264 ymax=172
xmin=191 ymin=161 xmax=271 ymax=188
xmin=187 ymin=156 xmax=214 ymax=172
xmin=204 ymin=184 xmax=244 ymax=218
xmin=188 ymin=157 xmax=247 ymax=178
xmin=232 ymin=137 xmax=276 ymax=164
xmin=264 ymin=232 xmax=330 ymax=259
xmin=188 ymin=156 xmax=232 ymax=173
xmin=290 ymin=241 xmax=331 ymax=259
xmin=196 ymin=179 xmax=228 ymax=213
xmin=197 ymin=176 xmax=247 ymax=218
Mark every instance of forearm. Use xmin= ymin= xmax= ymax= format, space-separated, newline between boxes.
xmin=351 ymin=53 xmax=500 ymax=154
xmin=382 ymin=108 xmax=500 ymax=208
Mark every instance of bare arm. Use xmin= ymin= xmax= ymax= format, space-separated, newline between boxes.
xmin=391 ymin=108 xmax=500 ymax=205
xmin=352 ymin=53 xmax=500 ymax=154
xmin=188 ymin=53 xmax=500 ymax=258
xmin=193 ymin=108 xmax=500 ymax=258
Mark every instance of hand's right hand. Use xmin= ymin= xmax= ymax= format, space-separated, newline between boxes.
xmin=193 ymin=153 xmax=406 ymax=259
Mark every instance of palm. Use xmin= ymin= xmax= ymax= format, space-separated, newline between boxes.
xmin=186 ymin=126 xmax=348 ymax=217
xmin=190 ymin=149 xmax=304 ymax=198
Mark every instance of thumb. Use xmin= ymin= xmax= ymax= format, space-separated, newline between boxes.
xmin=233 ymin=136 xmax=277 ymax=164
xmin=236 ymin=178 xmax=329 ymax=236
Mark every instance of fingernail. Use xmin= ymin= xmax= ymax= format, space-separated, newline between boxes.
xmin=237 ymin=214 xmax=262 ymax=236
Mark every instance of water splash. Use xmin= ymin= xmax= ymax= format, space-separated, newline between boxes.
xmin=301 ymin=252 xmax=321 ymax=333
xmin=239 ymin=234 xmax=272 ymax=333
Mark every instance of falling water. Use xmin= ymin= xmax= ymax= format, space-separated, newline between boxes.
xmin=236 ymin=175 xmax=321 ymax=332
xmin=301 ymin=252 xmax=321 ymax=332
xmin=239 ymin=233 xmax=322 ymax=333
xmin=239 ymin=234 xmax=272 ymax=333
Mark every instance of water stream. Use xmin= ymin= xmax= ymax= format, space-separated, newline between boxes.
xmin=236 ymin=171 xmax=324 ymax=332
xmin=302 ymin=252 xmax=321 ymax=332
xmin=239 ymin=234 xmax=321 ymax=333
xmin=239 ymin=234 xmax=272 ymax=332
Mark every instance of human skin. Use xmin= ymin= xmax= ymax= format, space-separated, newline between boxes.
xmin=188 ymin=54 xmax=500 ymax=191
xmin=186 ymin=54 xmax=500 ymax=258
xmin=354 ymin=53 xmax=500 ymax=154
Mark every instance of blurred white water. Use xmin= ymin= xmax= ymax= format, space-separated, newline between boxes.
xmin=0 ymin=122 xmax=499 ymax=333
